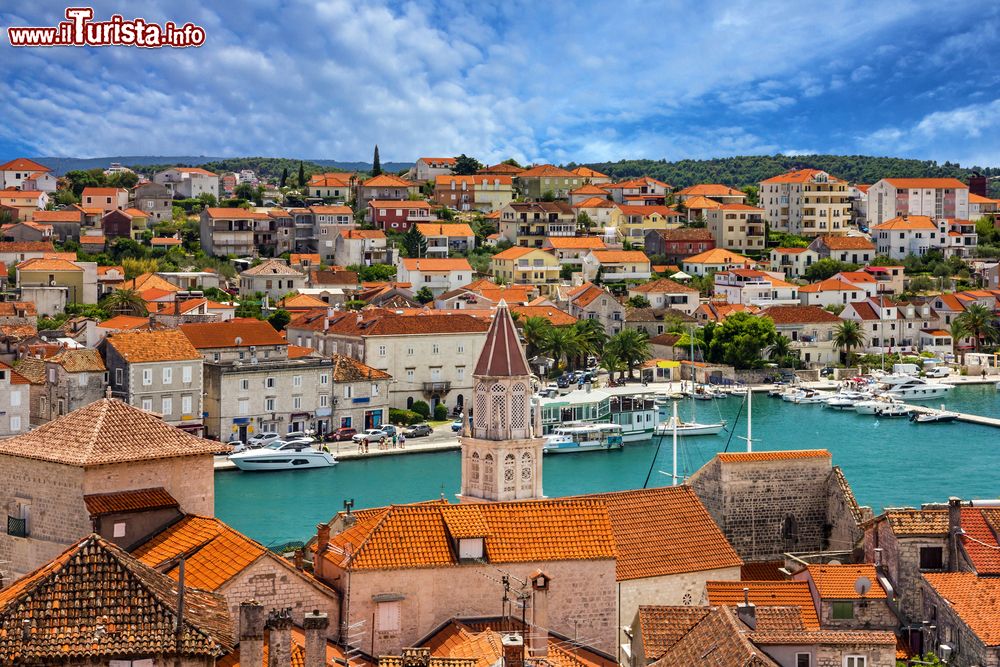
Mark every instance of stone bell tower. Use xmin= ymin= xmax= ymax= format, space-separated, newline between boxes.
xmin=458 ymin=301 xmax=543 ymax=502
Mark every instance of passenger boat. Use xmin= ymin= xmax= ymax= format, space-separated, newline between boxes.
xmin=654 ymin=416 xmax=726 ymax=436
xmin=794 ymin=390 xmax=835 ymax=404
xmin=228 ymin=440 xmax=337 ymax=471
xmin=543 ymin=423 xmax=624 ymax=454
xmin=538 ymin=388 xmax=657 ymax=442
xmin=879 ymin=376 xmax=952 ymax=401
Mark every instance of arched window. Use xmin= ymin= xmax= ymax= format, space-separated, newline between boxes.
xmin=491 ymin=383 xmax=507 ymax=436
xmin=483 ymin=454 xmax=495 ymax=494
xmin=470 ymin=451 xmax=480 ymax=483
xmin=503 ymin=453 xmax=516 ymax=493
xmin=406 ymin=396 xmax=414 ymax=409
xmin=520 ymin=451 xmax=533 ymax=492
xmin=510 ymin=383 xmax=527 ymax=437
xmin=475 ymin=382 xmax=489 ymax=434
xmin=782 ymin=514 xmax=798 ymax=550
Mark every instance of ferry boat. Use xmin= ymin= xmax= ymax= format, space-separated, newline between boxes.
xmin=537 ymin=388 xmax=658 ymax=442
xmin=228 ymin=440 xmax=337 ymax=471
xmin=878 ymin=376 xmax=952 ymax=401
xmin=543 ymin=423 xmax=624 ymax=454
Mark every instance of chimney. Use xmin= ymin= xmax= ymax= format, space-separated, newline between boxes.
xmin=314 ymin=523 xmax=331 ymax=579
xmin=266 ymin=608 xmax=293 ymax=667
xmin=303 ymin=610 xmax=329 ymax=667
xmin=529 ymin=571 xmax=551 ymax=658
xmin=736 ymin=588 xmax=756 ymax=630
xmin=293 ymin=548 xmax=304 ymax=570
xmin=948 ymin=497 xmax=962 ymax=571
xmin=239 ymin=601 xmax=265 ymax=667
xmin=501 ymin=633 xmax=524 ymax=667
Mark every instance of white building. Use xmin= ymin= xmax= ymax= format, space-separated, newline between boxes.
xmin=713 ymin=269 xmax=799 ymax=307
xmin=334 ymin=229 xmax=389 ymax=267
xmin=627 ymin=278 xmax=700 ymax=316
xmin=871 ymin=215 xmax=977 ymax=260
xmin=0 ymin=362 xmax=30 ymax=436
xmin=154 ymin=167 xmax=220 ymax=199
xmin=580 ymin=250 xmax=652 ymax=283
xmin=798 ymin=277 xmax=869 ymax=309
xmin=768 ymin=247 xmax=818 ymax=279
xmin=866 ymin=178 xmax=969 ymax=226
xmin=841 ymin=297 xmax=937 ymax=354
xmin=759 ymin=169 xmax=851 ymax=237
xmin=398 ymin=257 xmax=473 ymax=296
xmin=239 ymin=259 xmax=306 ymax=300
xmin=410 ymin=157 xmax=457 ymax=182
xmin=0 ymin=158 xmax=54 ymax=192
xmin=807 ymin=235 xmax=876 ymax=265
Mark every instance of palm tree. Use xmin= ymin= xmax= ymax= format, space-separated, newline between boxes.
xmin=767 ymin=334 xmax=793 ymax=361
xmin=543 ymin=325 xmax=581 ymax=370
xmin=956 ymin=303 xmax=999 ymax=352
xmin=949 ymin=319 xmax=969 ymax=364
xmin=521 ymin=316 xmax=553 ymax=359
xmin=606 ymin=329 xmax=652 ymax=379
xmin=599 ymin=349 xmax=625 ymax=383
xmin=101 ymin=288 xmax=148 ymax=317
xmin=572 ymin=318 xmax=608 ymax=367
xmin=833 ymin=320 xmax=866 ymax=365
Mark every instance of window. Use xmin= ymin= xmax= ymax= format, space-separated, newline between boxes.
xmin=406 ymin=368 xmax=415 ymax=381
xmin=844 ymin=657 xmax=866 ymax=667
xmin=919 ymin=546 xmax=944 ymax=570
xmin=457 ymin=344 xmax=464 ymax=353
xmin=9 ymin=390 xmax=20 ymax=407
xmin=376 ymin=600 xmax=401 ymax=632
xmin=406 ymin=347 xmax=414 ymax=356
xmin=432 ymin=344 xmax=440 ymax=354
xmin=162 ymin=367 xmax=172 ymax=384
xmin=162 ymin=397 xmax=172 ymax=415
xmin=378 ymin=345 xmax=387 ymax=357
xmin=320 ymin=373 xmax=329 ymax=386
xmin=238 ymin=399 xmax=249 ymax=415
xmin=115 ymin=368 xmax=123 ymax=385
xmin=182 ymin=395 xmax=192 ymax=414
xmin=240 ymin=379 xmax=249 ymax=391
xmin=293 ymin=396 xmax=302 ymax=409
xmin=456 ymin=367 xmax=465 ymax=381
xmin=142 ymin=368 xmax=152 ymax=386
xmin=266 ymin=377 xmax=275 ymax=388
xmin=182 ymin=366 xmax=192 ymax=383
xmin=320 ymin=394 xmax=328 ymax=407
xmin=113 ymin=521 xmax=127 ymax=538
xmin=831 ymin=601 xmax=854 ymax=620
xmin=265 ymin=398 xmax=275 ymax=411
xmin=141 ymin=398 xmax=153 ymax=411
xmin=344 ymin=385 xmax=353 ymax=398
xmin=796 ymin=654 xmax=811 ymax=667
xmin=293 ymin=375 xmax=302 ymax=388
xmin=9 ymin=415 xmax=20 ymax=432
xmin=371 ymin=383 xmax=380 ymax=396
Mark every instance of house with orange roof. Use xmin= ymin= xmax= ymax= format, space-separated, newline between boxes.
xmin=678 ymin=194 xmax=722 ymax=223
xmin=676 ymin=183 xmax=747 ymax=205
xmin=542 ymin=235 xmax=607 ymax=267
xmin=568 ymin=183 xmax=611 ymax=205
xmin=432 ymin=174 xmax=514 ymax=212
xmin=491 ymin=246 xmax=562 ymax=295
xmin=604 ymin=176 xmax=671 ymax=205
xmin=133 ymin=181 xmax=173 ymax=223
xmin=628 ymin=277 xmax=700 ymax=315
xmin=434 ymin=279 xmax=539 ymax=310
xmin=29 ymin=208 xmax=83 ymax=241
xmin=410 ymin=156 xmax=458 ymax=181
xmin=690 ymin=449 xmax=867 ymax=561
xmin=0 ymin=157 xmax=53 ymax=190
xmin=866 ymin=177 xmax=970 ymax=226
xmin=200 ymin=207 xmax=271 ymax=257
xmin=17 ymin=256 xmax=98 ymax=311
xmin=681 ymin=247 xmax=756 ymax=277
xmin=761 ymin=305 xmax=842 ymax=365
xmin=357 ymin=174 xmax=419 ymax=205
xmin=399 ymin=257 xmax=474 ymax=296
xmin=791 ymin=563 xmax=896 ymax=631
xmin=714 ymin=268 xmax=799 ymax=306
xmin=704 ymin=202 xmax=767 ymax=253
xmin=20 ymin=348 xmax=107 ymax=427
xmin=0 ymin=188 xmax=48 ymax=220
xmin=79 ymin=186 xmax=128 ymax=214
xmin=581 ymin=249 xmax=652 ymax=283
xmin=560 ymin=282 xmax=625 ymax=334
xmin=366 ymin=198 xmax=434 ymax=232
xmin=615 ymin=205 xmax=682 ymax=247
xmin=239 ymin=259 xmax=306 ymax=300
xmin=798 ymin=277 xmax=869 ymax=309
xmin=809 ymin=234 xmax=876 ymax=265
xmin=769 ymin=246 xmax=819 ymax=278
xmin=515 ymin=164 xmax=583 ymax=199
xmin=831 ymin=270 xmax=878 ymax=297
xmin=153 ymin=166 xmax=220 ymax=199
xmin=969 ymin=191 xmax=1000 ymax=220
xmin=497 ymin=201 xmax=576 ymax=247
xmin=695 ymin=301 xmax=761 ymax=323
xmin=415 ymin=222 xmax=476 ymax=255
xmin=101 ymin=206 xmax=149 ymax=240
xmin=760 ymin=169 xmax=852 ymax=237
xmin=644 ymin=227 xmax=716 ymax=264
xmin=841 ymin=296 xmax=939 ymax=354
xmin=478 ymin=162 xmax=525 ymax=176
xmin=333 ymin=228 xmax=389 ymax=266
xmin=307 ymin=171 xmax=354 ymax=199
xmin=571 ymin=165 xmax=612 ymax=184
xmin=919 ymin=572 xmax=1000 ymax=666
xmin=573 ymin=195 xmax=620 ymax=227
xmin=871 ymin=215 xmax=944 ymax=260
xmin=1 ymin=219 xmax=52 ymax=243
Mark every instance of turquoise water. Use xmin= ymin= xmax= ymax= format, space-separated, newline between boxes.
xmin=215 ymin=384 xmax=1000 ymax=547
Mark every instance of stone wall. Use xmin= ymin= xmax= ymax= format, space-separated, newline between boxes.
xmin=817 ymin=598 xmax=896 ymax=630
xmin=826 ymin=466 xmax=869 ymax=555
xmin=82 ymin=454 xmax=215 ymax=518
xmin=336 ymin=558 xmax=617 ymax=657
xmin=864 ymin=522 xmax=949 ymax=625
xmin=815 ymin=643 xmax=895 ymax=667
xmin=221 ymin=556 xmax=341 ymax=641
xmin=922 ymin=579 xmax=1000 ymax=667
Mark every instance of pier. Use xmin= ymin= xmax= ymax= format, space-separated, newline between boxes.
xmin=903 ymin=403 xmax=1000 ymax=428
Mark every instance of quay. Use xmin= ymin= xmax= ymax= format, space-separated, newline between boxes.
xmin=214 ymin=436 xmax=461 ymax=470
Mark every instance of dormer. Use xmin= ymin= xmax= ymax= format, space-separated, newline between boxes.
xmin=442 ymin=506 xmax=488 ymax=563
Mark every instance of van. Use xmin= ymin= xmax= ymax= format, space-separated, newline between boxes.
xmin=892 ymin=363 xmax=920 ymax=376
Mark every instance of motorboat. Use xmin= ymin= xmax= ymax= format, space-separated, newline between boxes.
xmin=794 ymin=390 xmax=835 ymax=404
xmin=873 ymin=404 xmax=911 ymax=418
xmin=781 ymin=388 xmax=813 ymax=402
xmin=654 ymin=416 xmax=727 ymax=437
xmin=692 ymin=385 xmax=725 ymax=400
xmin=854 ymin=396 xmax=901 ymax=415
xmin=911 ymin=411 xmax=959 ymax=424
xmin=543 ymin=423 xmax=624 ymax=454
xmin=879 ymin=376 xmax=953 ymax=401
xmin=824 ymin=395 xmax=858 ymax=410
xmin=228 ymin=440 xmax=337 ymax=471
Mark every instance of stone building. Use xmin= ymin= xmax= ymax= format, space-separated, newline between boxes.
xmin=689 ymin=450 xmax=870 ymax=562
xmin=329 ymin=353 xmax=391 ymax=432
xmin=104 ymin=328 xmax=205 ymax=434
xmin=239 ymin=259 xmax=306 ymax=300
xmin=920 ymin=573 xmax=1000 ymax=667
xmin=0 ymin=361 xmax=29 ymax=436
xmin=0 ymin=533 xmax=235 ymax=665
xmin=180 ymin=319 xmax=334 ymax=440
xmin=560 ymin=282 xmax=625 ymax=335
xmin=791 ymin=564 xmax=897 ymax=631
xmin=16 ymin=348 xmax=106 ymax=425
xmin=0 ymin=398 xmax=221 ymax=583
xmin=133 ymin=181 xmax=173 ymax=223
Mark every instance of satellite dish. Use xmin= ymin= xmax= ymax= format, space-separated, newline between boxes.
xmin=854 ymin=576 xmax=872 ymax=597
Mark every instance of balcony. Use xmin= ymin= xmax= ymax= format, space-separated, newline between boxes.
xmin=423 ymin=381 xmax=451 ymax=394
xmin=7 ymin=515 xmax=27 ymax=538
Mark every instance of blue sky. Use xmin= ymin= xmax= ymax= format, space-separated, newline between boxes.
xmin=2 ymin=1 xmax=999 ymax=166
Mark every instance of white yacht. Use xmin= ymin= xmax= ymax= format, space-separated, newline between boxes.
xmin=543 ymin=423 xmax=624 ymax=454
xmin=854 ymin=395 xmax=902 ymax=415
xmin=654 ymin=416 xmax=726 ymax=436
xmin=228 ymin=440 xmax=337 ymax=471
xmin=879 ymin=376 xmax=952 ymax=401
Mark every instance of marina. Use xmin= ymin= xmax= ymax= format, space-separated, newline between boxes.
xmin=215 ymin=381 xmax=1000 ymax=547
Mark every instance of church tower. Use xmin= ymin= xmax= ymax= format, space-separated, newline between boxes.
xmin=459 ymin=301 xmax=543 ymax=502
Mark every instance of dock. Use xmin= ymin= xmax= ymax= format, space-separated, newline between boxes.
xmin=214 ymin=438 xmax=461 ymax=470
xmin=903 ymin=403 xmax=1000 ymax=428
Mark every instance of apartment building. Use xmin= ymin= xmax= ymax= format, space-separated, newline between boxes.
xmin=366 ymin=199 xmax=434 ymax=231
xmin=432 ymin=174 xmax=514 ymax=211
xmin=866 ymin=178 xmax=970 ymax=226
xmin=760 ymin=169 xmax=851 ymax=236
xmin=490 ymin=247 xmax=562 ymax=295
xmin=515 ymin=164 xmax=582 ymax=199
xmin=704 ymin=203 xmax=766 ymax=252
xmin=398 ymin=257 xmax=473 ymax=295
xmin=410 ymin=157 xmax=457 ymax=181
xmin=415 ymin=222 xmax=476 ymax=256
xmin=199 ymin=207 xmax=270 ymax=257
xmin=307 ymin=172 xmax=354 ymax=200
xmin=872 ymin=215 xmax=976 ymax=260
xmin=335 ymin=229 xmax=390 ymax=266
xmin=153 ymin=167 xmax=219 ymax=199
xmin=356 ymin=174 xmax=419 ymax=204
xmin=238 ymin=259 xmax=306 ymax=300
xmin=498 ymin=201 xmax=576 ymax=247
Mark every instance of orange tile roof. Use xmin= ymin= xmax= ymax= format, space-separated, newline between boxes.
xmin=835 ymin=271 xmax=875 ymax=283
xmin=241 ymin=258 xmax=304 ymax=277
xmin=637 ymin=606 xmax=714 ymax=661
xmin=589 ymin=250 xmax=650 ymax=264
xmin=761 ymin=169 xmax=842 ymax=184
xmin=566 ymin=282 xmax=607 ymax=308
xmin=415 ymin=222 xmax=475 ymax=237
xmin=0 ymin=398 xmax=223 ymax=466
xmin=204 ymin=207 xmax=270 ymax=220
xmin=741 ymin=561 xmax=787 ymax=581
xmin=401 ymin=257 xmax=473 ymax=271
xmin=657 ymin=606 xmax=780 ymax=666
xmin=799 ymin=278 xmax=865 ymax=293
xmin=46 ymin=348 xmax=106 ymax=372
xmin=707 ymin=580 xmax=820 ymax=629
xmin=818 ymin=235 xmax=875 ymax=250
xmin=573 ymin=196 xmax=616 ymax=209
xmin=30 ymin=209 xmax=82 ymax=223
xmin=0 ymin=241 xmax=54 ymax=253
xmin=150 ymin=236 xmax=182 ymax=245
xmin=17 ymin=257 xmax=81 ymax=272
xmin=181 ymin=318 xmax=287 ymax=348
xmin=961 ymin=508 xmax=1000 ymax=574
xmin=83 ymin=487 xmax=179 ymax=517
xmin=419 ymin=157 xmax=457 ymax=165
xmin=683 ymin=248 xmax=753 ymax=265
xmin=0 ymin=301 xmax=35 ymax=316
xmin=0 ymin=157 xmax=50 ymax=172
xmin=174 ymin=167 xmax=217 ymax=176
xmin=678 ymin=194 xmax=723 ymax=210
xmin=292 ymin=308 xmax=490 ymax=336
xmin=922 ymin=572 xmax=1000 ymax=645
xmin=368 ymin=199 xmax=432 ymax=209
xmin=872 ymin=215 xmax=937 ymax=231
xmin=570 ymin=184 xmax=610 ymax=195
xmin=308 ymin=172 xmax=354 ymax=187
xmin=309 ymin=204 xmax=353 ymax=215
xmin=492 ymin=246 xmax=538 ymax=260
xmin=433 ymin=174 xmax=513 ymax=186
xmin=509 ymin=305 xmax=577 ymax=326
xmin=123 ymin=272 xmax=180 ymax=292
xmin=0 ymin=534 xmax=234 ymax=661
xmin=517 ymin=164 xmax=579 ymax=178
xmin=543 ymin=236 xmax=607 ymax=250
xmin=279 ymin=293 xmax=329 ymax=309
xmin=571 ymin=166 xmax=609 ymax=179
xmin=883 ymin=177 xmax=968 ymax=189
xmin=363 ymin=174 xmax=414 ymax=187
xmin=340 ymin=228 xmax=386 ymax=239
xmin=677 ymin=184 xmax=745 ymax=197
xmin=99 ymin=314 xmax=152 ymax=330
xmin=478 ymin=162 xmax=524 ymax=175
xmin=806 ymin=564 xmax=886 ymax=599
xmin=290 ymin=253 xmax=323 ymax=265
xmin=763 ymin=305 xmax=842 ymax=325
xmin=322 ymin=499 xmax=616 ymax=571
xmin=80 ymin=186 xmax=126 ymax=197
xmin=0 ymin=360 xmax=29 ymax=385
xmin=331 ymin=353 xmax=392 ymax=381
xmin=773 ymin=247 xmax=810 ymax=254
xmin=630 ymin=278 xmax=698 ymax=294
xmin=716 ymin=449 xmax=831 ymax=464
xmin=107 ymin=328 xmax=201 ymax=363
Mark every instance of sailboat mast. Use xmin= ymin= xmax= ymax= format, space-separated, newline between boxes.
xmin=746 ymin=387 xmax=752 ymax=452
xmin=672 ymin=401 xmax=678 ymax=486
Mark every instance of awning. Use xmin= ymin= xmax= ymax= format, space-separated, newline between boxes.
xmin=670 ymin=271 xmax=692 ymax=280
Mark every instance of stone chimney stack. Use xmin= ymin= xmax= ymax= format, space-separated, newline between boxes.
xmin=501 ymin=633 xmax=524 ymax=667
xmin=314 ymin=523 xmax=330 ymax=578
xmin=266 ymin=608 xmax=293 ymax=667
xmin=529 ymin=571 xmax=551 ymax=658
xmin=948 ymin=496 xmax=962 ymax=571
xmin=239 ymin=601 xmax=265 ymax=667
xmin=303 ymin=610 xmax=329 ymax=667
xmin=736 ymin=587 xmax=757 ymax=630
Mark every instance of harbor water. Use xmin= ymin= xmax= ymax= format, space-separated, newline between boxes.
xmin=215 ymin=383 xmax=1000 ymax=547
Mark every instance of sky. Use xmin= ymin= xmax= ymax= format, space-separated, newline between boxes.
xmin=1 ymin=1 xmax=999 ymax=166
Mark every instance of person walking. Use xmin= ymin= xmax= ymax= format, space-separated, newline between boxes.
xmin=399 ymin=433 xmax=406 ymax=449
xmin=392 ymin=432 xmax=398 ymax=449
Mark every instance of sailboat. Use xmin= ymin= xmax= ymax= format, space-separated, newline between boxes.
xmin=654 ymin=331 xmax=726 ymax=436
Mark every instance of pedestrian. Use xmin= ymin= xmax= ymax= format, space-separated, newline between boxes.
xmin=392 ymin=433 xmax=398 ymax=449
xmin=357 ymin=438 xmax=363 ymax=454
xmin=363 ymin=439 xmax=369 ymax=454
xmin=399 ymin=433 xmax=406 ymax=449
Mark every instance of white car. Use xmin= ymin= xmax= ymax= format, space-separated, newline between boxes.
xmin=923 ymin=366 xmax=950 ymax=378
xmin=284 ymin=431 xmax=316 ymax=443
xmin=352 ymin=428 xmax=387 ymax=444
xmin=248 ymin=431 xmax=280 ymax=446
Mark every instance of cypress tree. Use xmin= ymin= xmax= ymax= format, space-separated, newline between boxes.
xmin=372 ymin=145 xmax=382 ymax=176
xmin=279 ymin=167 xmax=288 ymax=188
xmin=298 ymin=161 xmax=305 ymax=187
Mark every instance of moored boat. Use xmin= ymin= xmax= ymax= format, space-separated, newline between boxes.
xmin=543 ymin=423 xmax=624 ymax=453
xmin=228 ymin=440 xmax=337 ymax=471
xmin=873 ymin=404 xmax=911 ymax=418
xmin=654 ymin=416 xmax=727 ymax=437
xmin=879 ymin=375 xmax=952 ymax=401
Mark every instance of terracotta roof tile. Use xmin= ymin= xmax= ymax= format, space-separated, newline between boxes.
xmin=363 ymin=174 xmax=415 ymax=187
xmin=741 ymin=561 xmax=787 ymax=581
xmin=46 ymin=348 xmax=106 ymax=372
xmin=543 ymin=236 xmax=607 ymax=250
xmin=30 ymin=209 xmax=82 ymax=223
xmin=653 ymin=606 xmax=780 ymax=667
xmin=17 ymin=257 xmax=81 ymax=271
xmin=292 ymin=309 xmax=490 ymax=337
xmin=331 ymin=353 xmax=391 ymax=381
xmin=763 ymin=305 xmax=843 ymax=324
xmin=761 ymin=169 xmax=842 ymax=185
xmin=883 ymin=177 xmax=968 ymax=189
xmin=960 ymin=508 xmax=1000 ymax=574
xmin=415 ymin=222 xmax=475 ymax=237
xmin=474 ymin=302 xmax=530 ymax=376
xmin=0 ymin=301 xmax=35 ymax=316
xmin=174 ymin=167 xmax=217 ymax=176
xmin=0 ymin=157 xmax=50 ymax=172
xmin=630 ymin=278 xmax=698 ymax=294
xmin=806 ymin=564 xmax=886 ymax=599
xmin=340 ymin=229 xmax=386 ymax=239
xmin=204 ymin=207 xmax=271 ymax=220
xmin=510 ymin=305 xmax=577 ymax=326
xmin=818 ymin=235 xmax=875 ymax=250
xmin=677 ymin=184 xmax=745 ymax=197
xmin=589 ymin=250 xmax=650 ymax=264
xmin=707 ymin=581 xmax=820 ymax=630
xmin=637 ymin=606 xmax=713 ymax=661
xmin=882 ymin=509 xmax=948 ymax=536
xmin=107 ymin=328 xmax=201 ymax=363
xmin=873 ymin=215 xmax=937 ymax=231
xmin=922 ymin=572 xmax=1000 ymax=645
xmin=99 ymin=314 xmax=152 ymax=330
xmin=181 ymin=318 xmax=287 ymax=348
xmin=716 ymin=450 xmax=831 ymax=464
xmin=83 ymin=487 xmax=179 ymax=517
xmin=0 ymin=398 xmax=223 ymax=466
xmin=649 ymin=227 xmax=714 ymax=241
xmin=0 ymin=534 xmax=234 ymax=661
xmin=683 ymin=248 xmax=753 ymax=265
xmin=241 ymin=259 xmax=304 ymax=277
xmin=0 ymin=241 xmax=54 ymax=253
xmin=517 ymin=164 xmax=579 ymax=178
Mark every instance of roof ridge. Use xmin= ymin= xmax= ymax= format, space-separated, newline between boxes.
xmin=343 ymin=506 xmax=395 ymax=568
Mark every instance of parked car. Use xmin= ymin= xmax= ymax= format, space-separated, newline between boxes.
xmin=404 ymin=423 xmax=433 ymax=438
xmin=328 ymin=426 xmax=357 ymax=442
xmin=923 ymin=366 xmax=950 ymax=378
xmin=248 ymin=431 xmax=280 ymax=446
xmin=556 ymin=376 xmax=570 ymax=388
xmin=450 ymin=418 xmax=464 ymax=432
xmin=379 ymin=424 xmax=398 ymax=437
xmin=353 ymin=428 xmax=388 ymax=444
xmin=819 ymin=367 xmax=835 ymax=378
xmin=284 ymin=431 xmax=316 ymax=443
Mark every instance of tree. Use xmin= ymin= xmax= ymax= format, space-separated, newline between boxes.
xmin=452 ymin=154 xmax=482 ymax=175
xmin=196 ymin=191 xmax=217 ymax=207
xmin=741 ymin=185 xmax=759 ymax=206
xmin=949 ymin=319 xmax=969 ymax=363
xmin=577 ymin=211 xmax=593 ymax=230
xmin=521 ymin=316 xmax=553 ymax=359
xmin=101 ymin=288 xmax=148 ymax=317
xmin=501 ymin=158 xmax=523 ymax=168
xmin=410 ymin=400 xmax=430 ymax=418
xmin=767 ymin=334 xmax=792 ymax=360
xmin=707 ymin=311 xmax=777 ymax=369
xmin=907 ymin=275 xmax=935 ymax=293
xmin=415 ymin=286 xmax=435 ymax=304
xmin=347 ymin=263 xmax=396 ymax=282
xmin=956 ymin=303 xmax=1000 ymax=352
xmin=543 ymin=325 xmax=581 ymax=370
xmin=541 ymin=190 xmax=555 ymax=202
xmin=402 ymin=224 xmax=427 ymax=257
xmin=234 ymin=182 xmax=256 ymax=201
xmin=121 ymin=257 xmax=159 ymax=279
xmin=559 ymin=263 xmax=575 ymax=280
xmin=833 ymin=320 xmax=867 ymax=364
xmin=572 ymin=318 xmax=608 ymax=368
xmin=626 ymin=294 xmax=651 ymax=309
xmin=279 ymin=167 xmax=288 ymax=188
xmin=606 ymin=329 xmax=651 ymax=379
xmin=372 ymin=145 xmax=382 ymax=177
xmin=298 ymin=161 xmax=306 ymax=188
xmin=267 ymin=309 xmax=291 ymax=331
xmin=599 ymin=349 xmax=625 ymax=382
xmin=804 ymin=258 xmax=858 ymax=282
